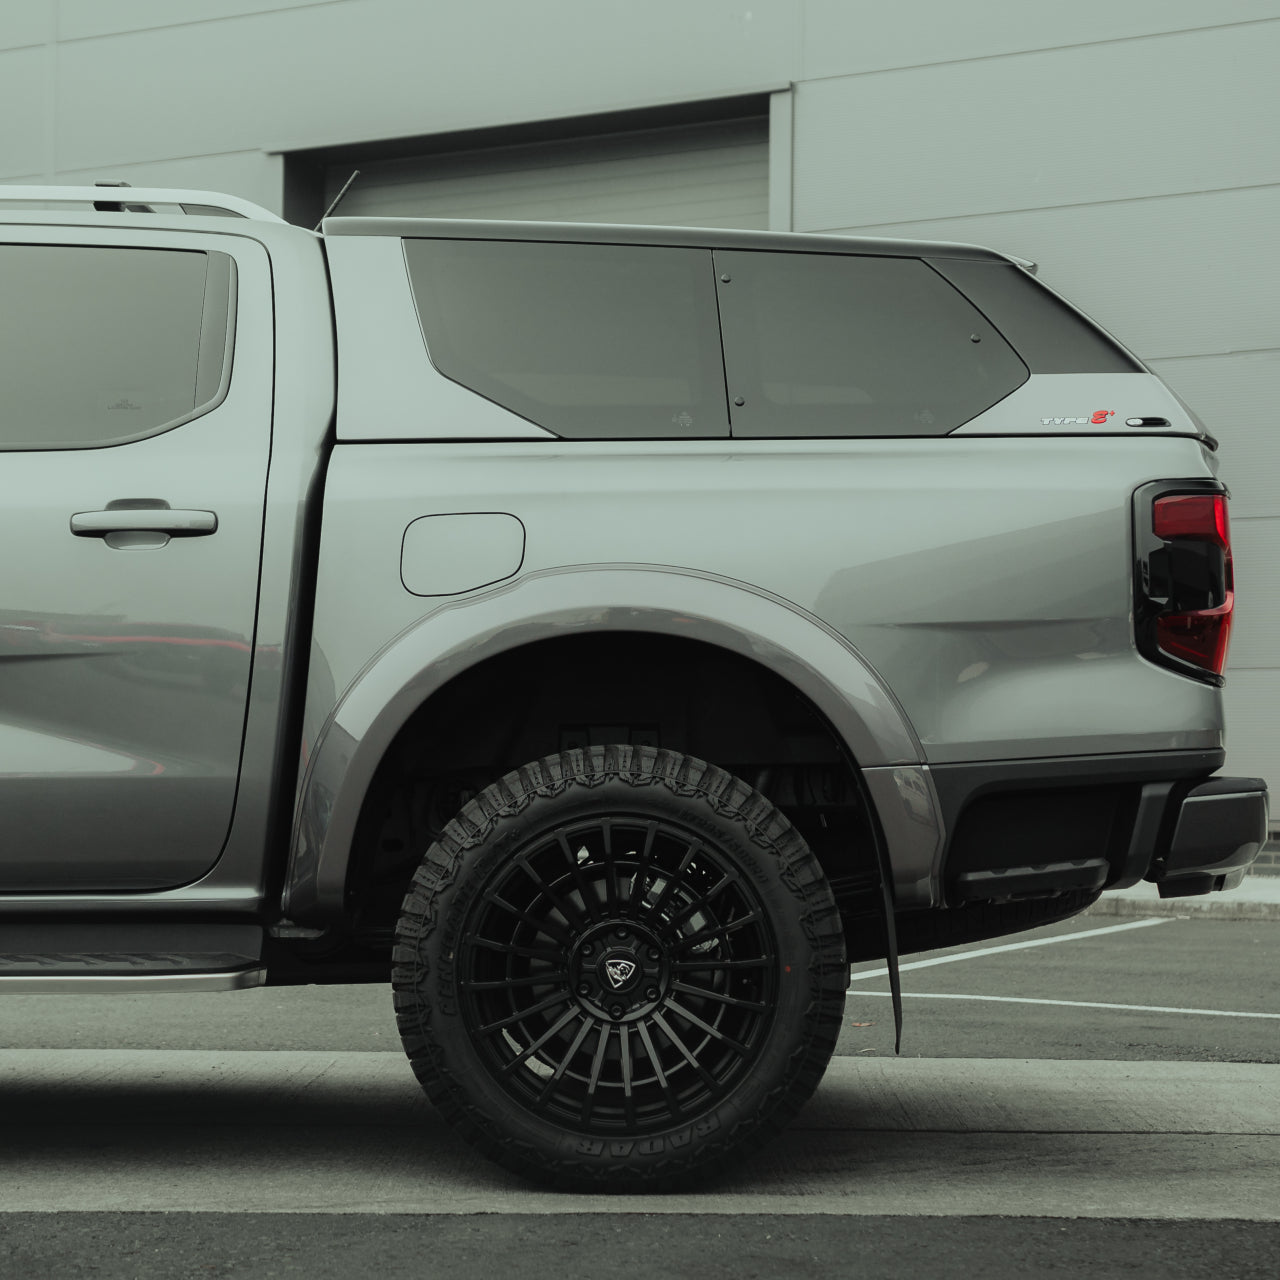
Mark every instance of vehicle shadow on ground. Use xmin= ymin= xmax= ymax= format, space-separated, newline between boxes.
xmin=0 ymin=1052 xmax=1219 ymax=1205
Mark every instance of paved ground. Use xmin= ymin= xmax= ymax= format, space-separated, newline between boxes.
xmin=1 ymin=1049 xmax=1276 ymax=1217
xmin=1 ymin=882 xmax=1276 ymax=1276
xmin=3 ymin=1214 xmax=1275 ymax=1280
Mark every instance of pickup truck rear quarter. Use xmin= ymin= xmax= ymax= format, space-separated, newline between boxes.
xmin=288 ymin=224 xmax=1243 ymax=949
xmin=0 ymin=190 xmax=1265 ymax=1192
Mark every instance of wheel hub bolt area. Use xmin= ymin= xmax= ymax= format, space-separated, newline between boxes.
xmin=577 ymin=982 xmax=592 ymax=996
xmin=609 ymin=1004 xmax=625 ymax=1019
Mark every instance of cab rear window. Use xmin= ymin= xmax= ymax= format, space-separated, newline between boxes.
xmin=0 ymin=244 xmax=235 ymax=450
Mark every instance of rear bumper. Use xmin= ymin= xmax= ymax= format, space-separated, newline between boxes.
xmin=1148 ymin=775 xmax=1269 ymax=897
xmin=927 ymin=751 xmax=1267 ymax=903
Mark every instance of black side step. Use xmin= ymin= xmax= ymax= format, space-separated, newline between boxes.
xmin=0 ymin=923 xmax=265 ymax=991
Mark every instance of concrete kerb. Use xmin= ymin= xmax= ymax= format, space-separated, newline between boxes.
xmin=1089 ymin=872 xmax=1280 ymax=922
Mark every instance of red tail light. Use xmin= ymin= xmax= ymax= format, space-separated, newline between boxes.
xmin=1141 ymin=491 xmax=1234 ymax=679
xmin=1155 ymin=600 xmax=1233 ymax=675
xmin=1153 ymin=494 xmax=1230 ymax=547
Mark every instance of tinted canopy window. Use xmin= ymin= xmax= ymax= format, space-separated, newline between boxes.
xmin=714 ymin=250 xmax=1028 ymax=437
xmin=405 ymin=238 xmax=728 ymax=438
xmin=929 ymin=258 xmax=1143 ymax=374
xmin=0 ymin=244 xmax=234 ymax=449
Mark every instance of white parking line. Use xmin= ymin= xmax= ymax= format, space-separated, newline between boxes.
xmin=853 ymin=991 xmax=1280 ymax=1019
xmin=848 ymin=916 xmax=1172 ymax=987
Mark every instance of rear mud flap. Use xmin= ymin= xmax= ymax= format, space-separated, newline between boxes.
xmin=874 ymin=841 xmax=903 ymax=1054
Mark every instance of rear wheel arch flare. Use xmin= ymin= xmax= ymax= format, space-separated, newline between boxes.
xmin=285 ymin=566 xmax=925 ymax=923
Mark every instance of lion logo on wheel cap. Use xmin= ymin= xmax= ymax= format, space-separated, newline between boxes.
xmin=605 ymin=958 xmax=638 ymax=989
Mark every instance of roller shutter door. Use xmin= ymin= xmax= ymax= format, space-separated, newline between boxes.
xmin=325 ymin=117 xmax=768 ymax=229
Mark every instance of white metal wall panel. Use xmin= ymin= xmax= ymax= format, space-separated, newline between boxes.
xmin=793 ymin=21 xmax=1280 ymax=232
xmin=1222 ymin=671 xmax=1280 ymax=786
xmin=801 ymin=0 xmax=1280 ymax=77
xmin=0 ymin=46 xmax=47 ymax=177
xmin=49 ymin=0 xmax=794 ymax=179
xmin=56 ymin=0 xmax=345 ymax=41
xmin=1147 ymin=352 xmax=1280 ymax=520
xmin=1 ymin=0 xmax=49 ymax=51
xmin=326 ymin=120 xmax=768 ymax=229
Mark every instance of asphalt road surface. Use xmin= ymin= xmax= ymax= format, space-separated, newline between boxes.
xmin=1 ymin=911 xmax=1276 ymax=1277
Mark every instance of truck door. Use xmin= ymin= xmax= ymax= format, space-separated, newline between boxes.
xmin=0 ymin=226 xmax=272 ymax=890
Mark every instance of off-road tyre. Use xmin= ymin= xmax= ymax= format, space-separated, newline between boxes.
xmin=392 ymin=745 xmax=847 ymax=1191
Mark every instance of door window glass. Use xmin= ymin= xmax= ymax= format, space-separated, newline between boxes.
xmin=405 ymin=238 xmax=728 ymax=438
xmin=0 ymin=244 xmax=235 ymax=449
xmin=714 ymin=250 xmax=1028 ymax=437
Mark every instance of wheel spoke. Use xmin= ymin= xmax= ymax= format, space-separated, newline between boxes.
xmin=472 ymin=939 xmax=564 ymax=963
xmin=601 ymin=820 xmax=620 ymax=915
xmin=477 ymin=989 xmax=572 ymax=1036
xmin=536 ymin=1014 xmax=598 ymax=1106
xmin=483 ymin=891 xmax=572 ymax=946
xmin=461 ymin=972 xmax=569 ymax=991
xmin=651 ymin=1010 xmax=720 ymax=1090
xmin=515 ymin=855 xmax=590 ymax=931
xmin=671 ymin=957 xmax=770 ymax=973
xmin=555 ymin=830 xmax=603 ymax=923
xmin=623 ymin=821 xmax=659 ymax=915
xmin=580 ymin=1019 xmax=612 ymax=1125
xmin=618 ymin=1023 xmax=637 ymax=1128
xmin=636 ymin=1018 xmax=683 ymax=1119
xmin=663 ymin=996 xmax=749 ymax=1055
xmin=500 ymin=1005 xmax=583 ymax=1075
xmin=671 ymin=980 xmax=768 ymax=1012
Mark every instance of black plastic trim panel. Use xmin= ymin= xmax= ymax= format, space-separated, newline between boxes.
xmin=930 ymin=749 xmax=1224 ymax=835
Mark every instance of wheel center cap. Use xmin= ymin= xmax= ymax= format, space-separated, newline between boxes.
xmin=601 ymin=952 xmax=640 ymax=991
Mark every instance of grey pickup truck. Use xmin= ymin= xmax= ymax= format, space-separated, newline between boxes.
xmin=0 ymin=185 xmax=1266 ymax=1190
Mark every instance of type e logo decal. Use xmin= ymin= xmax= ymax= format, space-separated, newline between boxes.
xmin=1040 ymin=410 xmax=1116 ymax=426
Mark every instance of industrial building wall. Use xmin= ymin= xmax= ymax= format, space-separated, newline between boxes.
xmin=2 ymin=0 xmax=1276 ymax=787
xmin=789 ymin=2 xmax=1280 ymax=791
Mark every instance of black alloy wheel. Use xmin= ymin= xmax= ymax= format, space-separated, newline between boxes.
xmin=393 ymin=745 xmax=847 ymax=1191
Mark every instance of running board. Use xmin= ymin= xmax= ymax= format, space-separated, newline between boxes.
xmin=0 ymin=923 xmax=265 ymax=992
xmin=0 ymin=967 xmax=266 ymax=993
